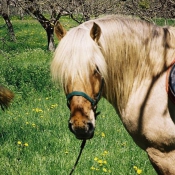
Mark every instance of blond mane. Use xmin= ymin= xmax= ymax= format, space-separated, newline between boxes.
xmin=51 ymin=15 xmax=175 ymax=112
xmin=51 ymin=24 xmax=107 ymax=93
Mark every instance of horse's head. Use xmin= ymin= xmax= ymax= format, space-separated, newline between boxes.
xmin=52 ymin=21 xmax=107 ymax=140
xmin=66 ymin=68 xmax=104 ymax=140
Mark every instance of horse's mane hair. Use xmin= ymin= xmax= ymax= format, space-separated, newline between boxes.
xmin=51 ymin=15 xmax=175 ymax=111
xmin=51 ymin=22 xmax=108 ymax=92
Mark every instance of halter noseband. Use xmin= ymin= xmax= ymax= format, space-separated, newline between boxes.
xmin=66 ymin=77 xmax=104 ymax=109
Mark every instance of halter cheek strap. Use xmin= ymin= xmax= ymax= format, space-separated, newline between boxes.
xmin=66 ymin=78 xmax=104 ymax=108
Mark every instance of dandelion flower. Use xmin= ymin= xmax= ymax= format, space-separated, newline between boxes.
xmin=50 ymin=104 xmax=58 ymax=109
xmin=32 ymin=123 xmax=36 ymax=128
xmin=17 ymin=141 xmax=22 ymax=145
xmin=103 ymin=150 xmax=108 ymax=154
xmin=101 ymin=132 xmax=105 ymax=137
xmin=137 ymin=169 xmax=142 ymax=174
xmin=94 ymin=157 xmax=98 ymax=161
xmin=102 ymin=150 xmax=108 ymax=156
xmin=133 ymin=166 xmax=138 ymax=170
xmin=24 ymin=143 xmax=29 ymax=147
xmin=90 ymin=166 xmax=96 ymax=170
xmin=33 ymin=108 xmax=43 ymax=113
xmin=103 ymin=168 xmax=107 ymax=172
xmin=97 ymin=159 xmax=103 ymax=164
xmin=103 ymin=160 xmax=107 ymax=164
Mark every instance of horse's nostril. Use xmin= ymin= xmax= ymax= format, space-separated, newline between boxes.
xmin=68 ymin=122 xmax=74 ymax=133
xmin=87 ymin=122 xmax=94 ymax=133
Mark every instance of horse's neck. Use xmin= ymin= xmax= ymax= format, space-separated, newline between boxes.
xmin=104 ymin=50 xmax=175 ymax=115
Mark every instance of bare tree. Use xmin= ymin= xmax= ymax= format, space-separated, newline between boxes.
xmin=1 ymin=0 xmax=16 ymax=41
xmin=120 ymin=0 xmax=175 ymax=24
xmin=15 ymin=0 xmax=120 ymax=50
xmin=5 ymin=0 xmax=175 ymax=51
xmin=16 ymin=0 xmax=65 ymax=51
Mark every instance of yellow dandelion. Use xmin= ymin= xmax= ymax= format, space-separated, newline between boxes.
xmin=33 ymin=108 xmax=43 ymax=113
xmin=103 ymin=160 xmax=107 ymax=164
xmin=17 ymin=141 xmax=22 ymax=145
xmin=24 ymin=143 xmax=29 ymax=147
xmin=101 ymin=132 xmax=105 ymax=137
xmin=26 ymin=122 xmax=29 ymax=125
xmin=104 ymin=150 xmax=108 ymax=154
xmin=137 ymin=169 xmax=142 ymax=174
xmin=102 ymin=150 xmax=108 ymax=156
xmin=65 ymin=151 xmax=68 ymax=154
xmin=32 ymin=123 xmax=36 ymax=127
xmin=133 ymin=166 xmax=138 ymax=170
xmin=50 ymin=104 xmax=58 ymax=109
xmin=103 ymin=168 xmax=107 ymax=172
xmin=97 ymin=159 xmax=103 ymax=164
xmin=94 ymin=157 xmax=98 ymax=161
xmin=90 ymin=166 xmax=96 ymax=170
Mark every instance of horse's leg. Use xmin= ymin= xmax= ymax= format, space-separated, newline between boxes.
xmin=146 ymin=147 xmax=175 ymax=175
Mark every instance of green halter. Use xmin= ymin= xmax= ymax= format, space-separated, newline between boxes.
xmin=66 ymin=78 xmax=104 ymax=108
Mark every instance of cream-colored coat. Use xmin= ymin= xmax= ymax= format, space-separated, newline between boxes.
xmin=51 ymin=15 xmax=175 ymax=174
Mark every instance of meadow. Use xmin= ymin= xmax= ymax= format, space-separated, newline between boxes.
xmin=0 ymin=16 xmax=169 ymax=175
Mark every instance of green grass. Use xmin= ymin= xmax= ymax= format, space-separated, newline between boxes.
xmin=0 ymin=16 xmax=157 ymax=175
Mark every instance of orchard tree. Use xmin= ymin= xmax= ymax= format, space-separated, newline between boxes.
xmin=120 ymin=0 xmax=175 ymax=23
xmin=6 ymin=0 xmax=175 ymax=51
xmin=1 ymin=0 xmax=16 ymax=41
xmin=16 ymin=0 xmax=121 ymax=51
xmin=16 ymin=0 xmax=65 ymax=51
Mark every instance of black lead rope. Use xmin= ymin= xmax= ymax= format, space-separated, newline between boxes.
xmin=69 ymin=140 xmax=86 ymax=175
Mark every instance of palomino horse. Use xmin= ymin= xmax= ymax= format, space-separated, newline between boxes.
xmin=0 ymin=85 xmax=14 ymax=110
xmin=51 ymin=15 xmax=175 ymax=174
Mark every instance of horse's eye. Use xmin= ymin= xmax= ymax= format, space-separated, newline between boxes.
xmin=93 ymin=66 xmax=100 ymax=75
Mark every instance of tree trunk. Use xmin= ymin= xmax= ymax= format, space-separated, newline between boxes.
xmin=1 ymin=0 xmax=16 ymax=42
xmin=46 ymin=23 xmax=55 ymax=51
xmin=24 ymin=4 xmax=56 ymax=51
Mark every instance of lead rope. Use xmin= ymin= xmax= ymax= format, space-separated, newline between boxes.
xmin=69 ymin=140 xmax=86 ymax=175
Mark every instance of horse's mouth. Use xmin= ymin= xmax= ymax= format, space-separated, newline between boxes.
xmin=75 ymin=132 xmax=94 ymax=140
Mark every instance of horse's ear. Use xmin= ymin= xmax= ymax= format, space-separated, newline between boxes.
xmin=90 ymin=22 xmax=101 ymax=42
xmin=54 ymin=21 xmax=67 ymax=40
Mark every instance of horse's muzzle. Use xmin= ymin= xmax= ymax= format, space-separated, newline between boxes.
xmin=68 ymin=121 xmax=95 ymax=140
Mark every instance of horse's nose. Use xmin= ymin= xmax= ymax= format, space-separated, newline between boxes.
xmin=87 ymin=122 xmax=94 ymax=133
xmin=68 ymin=120 xmax=95 ymax=140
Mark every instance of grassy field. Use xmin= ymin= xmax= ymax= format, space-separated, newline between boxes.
xmin=0 ymin=16 xmax=160 ymax=175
